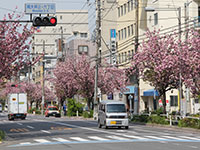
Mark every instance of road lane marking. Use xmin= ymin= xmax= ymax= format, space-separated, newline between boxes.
xmin=52 ymin=138 xmax=70 ymax=142
xmin=17 ymin=123 xmax=23 ymax=125
xmin=161 ymin=136 xmax=186 ymax=140
xmin=144 ymin=136 xmax=165 ymax=140
xmin=51 ymin=126 xmax=72 ymax=130
xmin=106 ymin=135 xmax=130 ymax=140
xmin=88 ymin=136 xmax=109 ymax=141
xmin=178 ymin=136 xmax=200 ymax=141
xmin=10 ymin=128 xmax=29 ymax=132
xmin=34 ymin=139 xmax=51 ymax=143
xmin=41 ymin=130 xmax=51 ymax=134
xmin=20 ymin=142 xmax=31 ymax=145
xmin=122 ymin=135 xmax=148 ymax=140
xmin=70 ymin=137 xmax=89 ymax=141
xmin=27 ymin=126 xmax=34 ymax=129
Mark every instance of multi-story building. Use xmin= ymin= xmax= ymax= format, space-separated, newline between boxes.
xmin=101 ymin=0 xmax=200 ymax=114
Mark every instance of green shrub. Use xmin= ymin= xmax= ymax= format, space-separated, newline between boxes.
xmin=83 ymin=110 xmax=93 ymax=118
xmin=151 ymin=108 xmax=164 ymax=116
xmin=131 ymin=115 xmax=149 ymax=123
xmin=0 ymin=130 xmax=5 ymax=141
xmin=178 ymin=118 xmax=200 ymax=129
xmin=148 ymin=116 xmax=169 ymax=125
xmin=67 ymin=99 xmax=84 ymax=117
xmin=28 ymin=107 xmax=41 ymax=114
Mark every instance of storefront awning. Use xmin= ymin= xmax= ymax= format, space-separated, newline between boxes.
xmin=123 ymin=86 xmax=135 ymax=94
xmin=143 ymin=89 xmax=159 ymax=96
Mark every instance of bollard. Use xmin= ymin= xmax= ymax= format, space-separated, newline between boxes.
xmin=76 ymin=111 xmax=79 ymax=117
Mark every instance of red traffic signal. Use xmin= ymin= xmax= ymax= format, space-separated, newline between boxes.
xmin=11 ymin=84 xmax=18 ymax=87
xmin=33 ymin=16 xmax=57 ymax=27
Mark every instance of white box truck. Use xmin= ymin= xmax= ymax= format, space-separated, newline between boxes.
xmin=8 ymin=93 xmax=27 ymax=120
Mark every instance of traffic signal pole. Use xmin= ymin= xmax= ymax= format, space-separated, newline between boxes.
xmin=41 ymin=40 xmax=45 ymax=115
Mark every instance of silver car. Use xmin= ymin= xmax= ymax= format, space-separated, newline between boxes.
xmin=98 ymin=100 xmax=129 ymax=129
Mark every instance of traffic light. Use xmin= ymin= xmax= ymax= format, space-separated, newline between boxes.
xmin=33 ymin=16 xmax=57 ymax=27
xmin=11 ymin=84 xmax=18 ymax=87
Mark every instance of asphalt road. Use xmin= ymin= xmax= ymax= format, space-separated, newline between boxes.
xmin=0 ymin=112 xmax=200 ymax=150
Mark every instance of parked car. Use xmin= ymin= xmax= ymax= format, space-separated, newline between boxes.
xmin=45 ymin=106 xmax=61 ymax=117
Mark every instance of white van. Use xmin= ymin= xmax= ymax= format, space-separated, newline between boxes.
xmin=98 ymin=100 xmax=129 ymax=129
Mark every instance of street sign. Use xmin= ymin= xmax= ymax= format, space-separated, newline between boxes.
xmin=25 ymin=3 xmax=56 ymax=14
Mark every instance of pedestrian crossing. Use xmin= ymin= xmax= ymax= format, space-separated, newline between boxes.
xmin=8 ymin=134 xmax=200 ymax=147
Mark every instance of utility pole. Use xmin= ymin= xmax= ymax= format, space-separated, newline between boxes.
xmin=41 ymin=40 xmax=45 ymax=115
xmin=93 ymin=0 xmax=101 ymax=120
xmin=178 ymin=7 xmax=183 ymax=116
xmin=133 ymin=0 xmax=139 ymax=115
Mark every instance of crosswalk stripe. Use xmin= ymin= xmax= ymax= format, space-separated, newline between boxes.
xmin=144 ymin=136 xmax=165 ymax=140
xmin=19 ymin=142 xmax=31 ymax=145
xmin=70 ymin=137 xmax=89 ymax=141
xmin=161 ymin=136 xmax=186 ymax=140
xmin=178 ymin=136 xmax=200 ymax=140
xmin=34 ymin=139 xmax=51 ymax=143
xmin=122 ymin=135 xmax=148 ymax=140
xmin=88 ymin=136 xmax=109 ymax=141
xmin=106 ymin=135 xmax=130 ymax=140
xmin=52 ymin=138 xmax=70 ymax=142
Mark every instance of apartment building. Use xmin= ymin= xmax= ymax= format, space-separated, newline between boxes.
xmin=101 ymin=0 xmax=200 ymax=114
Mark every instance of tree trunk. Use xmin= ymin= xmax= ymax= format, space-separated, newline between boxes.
xmin=162 ymin=91 xmax=166 ymax=114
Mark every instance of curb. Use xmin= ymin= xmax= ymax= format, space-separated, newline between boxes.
xmin=131 ymin=122 xmax=200 ymax=133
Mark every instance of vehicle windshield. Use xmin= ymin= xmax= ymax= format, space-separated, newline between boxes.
xmin=48 ymin=107 xmax=58 ymax=110
xmin=106 ymin=104 xmax=126 ymax=113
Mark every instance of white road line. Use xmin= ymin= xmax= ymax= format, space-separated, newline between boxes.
xmin=122 ymin=135 xmax=148 ymax=140
xmin=178 ymin=136 xmax=200 ymax=141
xmin=34 ymin=139 xmax=51 ymax=143
xmin=17 ymin=123 xmax=23 ymax=125
xmin=106 ymin=135 xmax=130 ymax=140
xmin=27 ymin=126 xmax=34 ymax=129
xmin=70 ymin=137 xmax=89 ymax=141
xmin=189 ymin=146 xmax=198 ymax=149
xmin=52 ymin=138 xmax=70 ymax=142
xmin=87 ymin=136 xmax=109 ymax=141
xmin=19 ymin=142 xmax=31 ymax=145
xmin=161 ymin=136 xmax=186 ymax=140
xmin=144 ymin=136 xmax=165 ymax=140
xmin=41 ymin=130 xmax=51 ymax=134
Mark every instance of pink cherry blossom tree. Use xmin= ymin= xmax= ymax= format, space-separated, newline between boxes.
xmin=52 ymin=55 xmax=127 ymax=109
xmin=0 ymin=11 xmax=34 ymax=84
xmin=127 ymin=29 xmax=200 ymax=112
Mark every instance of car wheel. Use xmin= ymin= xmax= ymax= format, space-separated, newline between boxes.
xmin=125 ymin=126 xmax=129 ymax=129
xmin=98 ymin=120 xmax=102 ymax=128
xmin=118 ymin=126 xmax=121 ymax=129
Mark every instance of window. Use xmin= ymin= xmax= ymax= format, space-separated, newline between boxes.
xmin=121 ymin=29 xmax=123 ymax=40
xmin=170 ymin=96 xmax=178 ymax=106
xmin=124 ymin=28 xmax=127 ymax=39
xmin=78 ymin=45 xmax=88 ymax=54
xmin=131 ymin=0 xmax=134 ymax=10
xmin=131 ymin=24 xmax=134 ymax=35
xmin=128 ymin=1 xmax=130 ymax=12
xmin=198 ymin=6 xmax=200 ymax=22
xmin=118 ymin=54 xmax=121 ymax=64
xmin=125 ymin=52 xmax=127 ymax=62
xmin=118 ymin=7 xmax=120 ymax=17
xmin=121 ymin=52 xmax=124 ymax=62
xmin=60 ymin=15 xmax=62 ymax=20
xmin=154 ymin=13 xmax=158 ymax=25
xmin=131 ymin=49 xmax=134 ymax=59
xmin=121 ymin=6 xmax=123 ymax=16
xmin=128 ymin=26 xmax=130 ymax=37
xmin=118 ymin=30 xmax=121 ymax=40
xmin=80 ymin=33 xmax=87 ymax=38
xmin=128 ymin=50 xmax=131 ymax=60
xmin=124 ymin=4 xmax=126 ymax=14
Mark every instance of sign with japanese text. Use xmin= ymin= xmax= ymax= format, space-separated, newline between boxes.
xmin=25 ymin=3 xmax=56 ymax=14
